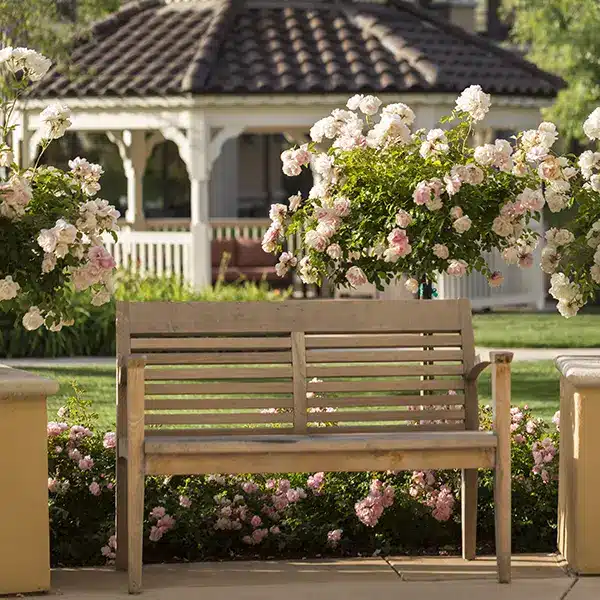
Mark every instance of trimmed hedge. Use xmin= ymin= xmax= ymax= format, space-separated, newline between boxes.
xmin=0 ymin=272 xmax=291 ymax=358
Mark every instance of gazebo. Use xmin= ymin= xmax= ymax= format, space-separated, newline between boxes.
xmin=17 ymin=0 xmax=562 ymax=302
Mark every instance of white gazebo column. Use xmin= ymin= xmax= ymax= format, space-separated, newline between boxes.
xmin=108 ymin=130 xmax=146 ymax=229
xmin=186 ymin=111 xmax=212 ymax=290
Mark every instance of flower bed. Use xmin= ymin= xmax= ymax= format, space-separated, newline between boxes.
xmin=48 ymin=390 xmax=560 ymax=566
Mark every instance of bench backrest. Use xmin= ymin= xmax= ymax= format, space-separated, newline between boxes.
xmin=117 ymin=299 xmax=477 ymax=438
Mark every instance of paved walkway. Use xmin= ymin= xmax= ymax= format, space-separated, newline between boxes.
xmin=49 ymin=555 xmax=598 ymax=599
xmin=3 ymin=348 xmax=600 ymax=369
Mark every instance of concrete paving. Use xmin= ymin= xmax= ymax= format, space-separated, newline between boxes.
xmin=47 ymin=555 xmax=600 ymax=600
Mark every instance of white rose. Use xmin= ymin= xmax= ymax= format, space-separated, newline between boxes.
xmin=305 ymin=229 xmax=328 ymax=252
xmin=358 ymin=95 xmax=382 ymax=116
xmin=395 ymin=209 xmax=413 ymax=228
xmin=37 ymin=228 xmax=58 ymax=253
xmin=447 ymin=259 xmax=468 ymax=277
xmin=455 ymin=85 xmax=491 ymax=121
xmin=433 ymin=244 xmax=449 ymax=259
xmin=0 ymin=276 xmax=20 ymax=301
xmin=540 ymin=246 xmax=560 ymax=274
xmin=492 ymin=216 xmax=513 ymax=237
xmin=381 ymin=103 xmax=416 ymax=125
xmin=502 ymin=246 xmax=520 ymax=265
xmin=269 ymin=203 xmax=288 ymax=223
xmin=91 ymin=289 xmax=111 ymax=307
xmin=404 ymin=278 xmax=419 ymax=294
xmin=557 ymin=300 xmax=580 ymax=319
xmin=345 ymin=266 xmax=368 ymax=288
xmin=583 ymin=107 xmax=600 ymax=141
xmin=545 ymin=190 xmax=567 ymax=213
xmin=591 ymin=265 xmax=600 ymax=285
xmin=40 ymin=103 xmax=72 ymax=140
xmin=453 ymin=215 xmax=472 ymax=233
xmin=0 ymin=146 xmax=13 ymax=167
xmin=288 ymin=193 xmax=302 ymax=212
xmin=346 ymin=94 xmax=363 ymax=111
xmin=326 ymin=244 xmax=342 ymax=260
xmin=473 ymin=144 xmax=495 ymax=166
xmin=591 ymin=174 xmax=600 ymax=192
xmin=22 ymin=306 xmax=45 ymax=331
xmin=42 ymin=253 xmax=57 ymax=274
xmin=545 ymin=228 xmax=574 ymax=247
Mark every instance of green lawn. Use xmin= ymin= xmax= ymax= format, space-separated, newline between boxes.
xmin=35 ymin=360 xmax=560 ymax=430
xmin=473 ymin=311 xmax=600 ymax=348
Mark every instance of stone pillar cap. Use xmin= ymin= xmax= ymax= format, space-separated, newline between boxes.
xmin=0 ymin=364 xmax=60 ymax=396
xmin=556 ymin=355 xmax=600 ymax=388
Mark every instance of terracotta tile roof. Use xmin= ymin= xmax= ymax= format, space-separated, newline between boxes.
xmin=29 ymin=0 xmax=563 ymax=98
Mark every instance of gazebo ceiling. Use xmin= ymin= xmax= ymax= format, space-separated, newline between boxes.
xmin=29 ymin=0 xmax=563 ymax=99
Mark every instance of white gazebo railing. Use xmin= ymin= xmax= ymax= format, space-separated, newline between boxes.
xmin=103 ymin=229 xmax=193 ymax=280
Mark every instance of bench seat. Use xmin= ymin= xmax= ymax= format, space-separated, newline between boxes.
xmin=145 ymin=431 xmax=498 ymax=455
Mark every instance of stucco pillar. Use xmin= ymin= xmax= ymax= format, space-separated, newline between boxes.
xmin=556 ymin=356 xmax=600 ymax=574
xmin=0 ymin=366 xmax=59 ymax=595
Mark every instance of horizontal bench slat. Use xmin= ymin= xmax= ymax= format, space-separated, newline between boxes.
xmin=141 ymin=351 xmax=292 ymax=365
xmin=305 ymin=364 xmax=464 ymax=378
xmin=145 ymin=382 xmax=293 ymax=395
xmin=310 ymin=423 xmax=465 ymax=433
xmin=305 ymin=334 xmax=462 ymax=349
xmin=131 ymin=337 xmax=292 ymax=351
xmin=145 ymin=412 xmax=291 ymax=425
xmin=307 ymin=379 xmax=465 ymax=392
xmin=145 ymin=398 xmax=294 ymax=410
xmin=144 ymin=426 xmax=294 ymax=437
xmin=306 ymin=408 xmax=465 ymax=423
xmin=144 ymin=431 xmax=496 ymax=454
xmin=305 ymin=349 xmax=464 ymax=363
xmin=145 ymin=366 xmax=293 ymax=380
xmin=307 ymin=394 xmax=464 ymax=408
xmin=127 ymin=300 xmax=466 ymax=334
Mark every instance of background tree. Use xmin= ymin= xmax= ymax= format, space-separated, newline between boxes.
xmin=0 ymin=0 xmax=120 ymax=62
xmin=503 ymin=0 xmax=600 ymax=144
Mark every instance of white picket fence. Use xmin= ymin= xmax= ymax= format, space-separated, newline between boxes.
xmin=103 ymin=229 xmax=193 ymax=280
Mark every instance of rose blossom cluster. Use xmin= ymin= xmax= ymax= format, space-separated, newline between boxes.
xmin=409 ymin=471 xmax=456 ymax=522
xmin=0 ymin=46 xmax=51 ymax=81
xmin=69 ymin=157 xmax=104 ymax=196
xmin=327 ymin=529 xmax=343 ymax=548
xmin=149 ymin=506 xmax=176 ymax=542
xmin=549 ymin=273 xmax=584 ymax=318
xmin=0 ymin=47 xmax=120 ymax=330
xmin=0 ymin=174 xmax=32 ymax=220
xmin=354 ymin=479 xmax=395 ymax=527
xmin=531 ymin=438 xmax=557 ymax=484
xmin=541 ymin=228 xmax=575 ymax=276
xmin=101 ymin=535 xmax=117 ymax=562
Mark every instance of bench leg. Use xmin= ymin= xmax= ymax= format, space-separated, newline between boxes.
xmin=461 ymin=468 xmax=477 ymax=560
xmin=127 ymin=458 xmax=144 ymax=594
xmin=115 ymin=455 xmax=128 ymax=571
xmin=494 ymin=462 xmax=511 ymax=583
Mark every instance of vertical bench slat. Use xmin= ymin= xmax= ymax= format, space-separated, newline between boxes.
xmin=292 ymin=331 xmax=307 ymax=433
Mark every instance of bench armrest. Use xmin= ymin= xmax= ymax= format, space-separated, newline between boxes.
xmin=466 ymin=361 xmax=491 ymax=381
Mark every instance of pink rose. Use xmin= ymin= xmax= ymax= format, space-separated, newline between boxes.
xmin=103 ymin=432 xmax=116 ymax=449
xmin=450 ymin=206 xmax=463 ymax=220
xmin=345 ymin=266 xmax=368 ymax=288
xmin=447 ymin=259 xmax=467 ymax=277
xmin=78 ymin=455 xmax=94 ymax=471
xmin=413 ymin=181 xmax=431 ymax=205
xmin=395 ymin=209 xmax=413 ymax=228
xmin=150 ymin=506 xmax=166 ymax=520
xmin=179 ymin=495 xmax=192 ymax=508
xmin=242 ymin=481 xmax=259 ymax=494
xmin=88 ymin=246 xmax=116 ymax=270
xmin=333 ymin=197 xmax=351 ymax=217
xmin=305 ymin=229 xmax=328 ymax=252
xmin=48 ymin=478 xmax=59 ymax=492
xmin=519 ymin=253 xmax=534 ymax=268
xmin=327 ymin=529 xmax=343 ymax=546
xmin=89 ymin=481 xmax=101 ymax=496
xmin=250 ymin=515 xmax=262 ymax=528
xmin=489 ymin=271 xmax=504 ymax=287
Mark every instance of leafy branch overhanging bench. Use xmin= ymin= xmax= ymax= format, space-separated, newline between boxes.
xmin=115 ymin=299 xmax=512 ymax=593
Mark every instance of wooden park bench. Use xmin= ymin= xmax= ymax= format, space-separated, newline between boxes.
xmin=115 ymin=299 xmax=512 ymax=593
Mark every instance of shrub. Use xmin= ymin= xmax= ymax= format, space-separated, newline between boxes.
xmin=47 ymin=390 xmax=559 ymax=567
xmin=0 ymin=270 xmax=291 ymax=358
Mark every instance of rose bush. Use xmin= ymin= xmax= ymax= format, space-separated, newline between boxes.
xmin=265 ymin=87 xmax=600 ymax=316
xmin=48 ymin=389 xmax=560 ymax=566
xmin=0 ymin=46 xmax=119 ymax=330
